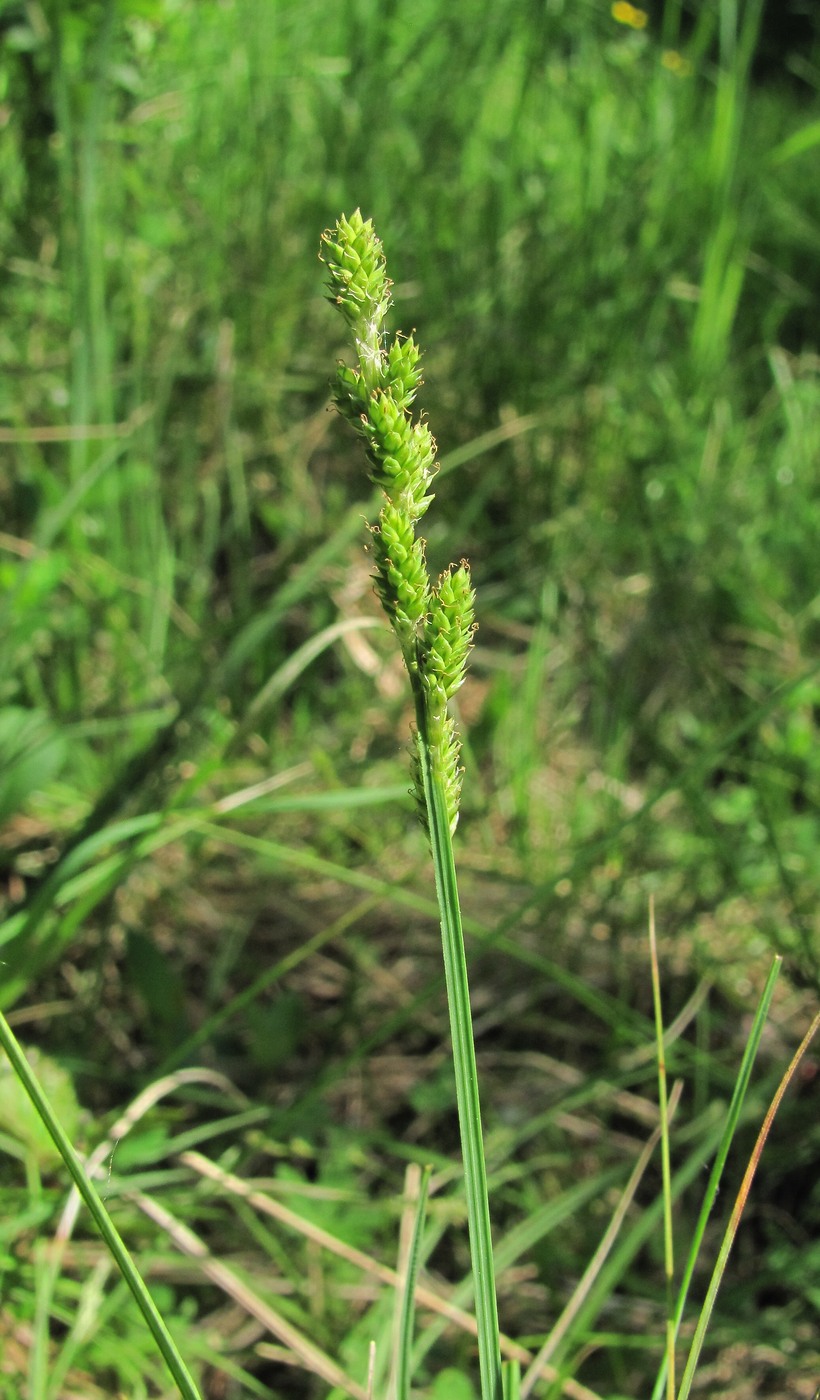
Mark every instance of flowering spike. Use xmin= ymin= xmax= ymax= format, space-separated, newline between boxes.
xmin=320 ymin=213 xmax=475 ymax=836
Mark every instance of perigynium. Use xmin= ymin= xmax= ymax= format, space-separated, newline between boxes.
xmin=320 ymin=210 xmax=502 ymax=1400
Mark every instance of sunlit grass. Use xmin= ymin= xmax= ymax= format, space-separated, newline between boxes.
xmin=0 ymin=0 xmax=818 ymax=1394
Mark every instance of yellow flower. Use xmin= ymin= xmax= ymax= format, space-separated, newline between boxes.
xmin=661 ymin=49 xmax=693 ymax=77
xmin=611 ymin=2 xmax=648 ymax=29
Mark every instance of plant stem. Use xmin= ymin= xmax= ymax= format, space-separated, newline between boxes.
xmin=416 ymin=718 xmax=502 ymax=1400
xmin=320 ymin=209 xmax=501 ymax=1399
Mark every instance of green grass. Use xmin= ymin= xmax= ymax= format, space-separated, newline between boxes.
xmin=1 ymin=0 xmax=819 ymax=1395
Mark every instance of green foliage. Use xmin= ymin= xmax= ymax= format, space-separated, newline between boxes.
xmin=0 ymin=0 xmax=818 ymax=1395
xmin=430 ymin=1368 xmax=478 ymax=1400
xmin=0 ymin=1043 xmax=80 ymax=1168
xmin=0 ymin=708 xmax=66 ymax=825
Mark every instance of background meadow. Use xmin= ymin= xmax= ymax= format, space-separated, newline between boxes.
xmin=1 ymin=0 xmax=819 ymax=1396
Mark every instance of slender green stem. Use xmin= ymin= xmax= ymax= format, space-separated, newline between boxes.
xmin=502 ymin=1359 xmax=522 ymax=1400
xmin=677 ymin=995 xmax=819 ymax=1400
xmin=394 ymin=1164 xmax=432 ymax=1400
xmin=650 ymin=955 xmax=782 ymax=1400
xmin=416 ymin=723 xmax=502 ymax=1400
xmin=0 ymin=1012 xmax=203 ymax=1400
xmin=648 ymin=899 xmax=676 ymax=1399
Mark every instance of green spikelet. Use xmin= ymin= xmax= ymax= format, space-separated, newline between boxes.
xmin=321 ymin=210 xmax=391 ymax=341
xmin=424 ymin=564 xmax=476 ymax=700
xmin=370 ymin=502 xmax=431 ymax=656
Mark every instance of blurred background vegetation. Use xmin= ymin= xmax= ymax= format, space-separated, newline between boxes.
xmin=0 ymin=0 xmax=819 ymax=1396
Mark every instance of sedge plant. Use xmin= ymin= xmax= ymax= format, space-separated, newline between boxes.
xmin=0 ymin=204 xmax=809 ymax=1399
xmin=320 ymin=210 xmax=503 ymax=1400
xmin=318 ymin=212 xmax=812 ymax=1400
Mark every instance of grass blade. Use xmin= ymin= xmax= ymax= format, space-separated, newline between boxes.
xmin=651 ymin=955 xmax=783 ymax=1400
xmin=393 ymin=1162 xmax=432 ymax=1400
xmin=0 ymin=1012 xmax=203 ymax=1400
xmin=649 ymin=899 xmax=676 ymax=1398
xmin=677 ymin=1000 xmax=820 ymax=1399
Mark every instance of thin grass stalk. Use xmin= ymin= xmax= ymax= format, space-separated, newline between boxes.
xmin=692 ymin=0 xmax=766 ymax=377
xmin=31 ymin=1237 xmax=51 ymax=1400
xmin=519 ymin=1081 xmax=684 ymax=1399
xmin=393 ymin=1163 xmax=432 ymax=1400
xmin=650 ymin=954 xmax=782 ymax=1400
xmin=131 ymin=1189 xmax=370 ymax=1399
xmin=0 ymin=1011 xmax=203 ymax=1400
xmin=677 ymin=1002 xmax=820 ymax=1400
xmin=416 ymin=731 xmax=503 ymax=1400
xmin=502 ymin=1358 xmax=521 ymax=1400
xmin=648 ymin=899 xmax=676 ymax=1399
